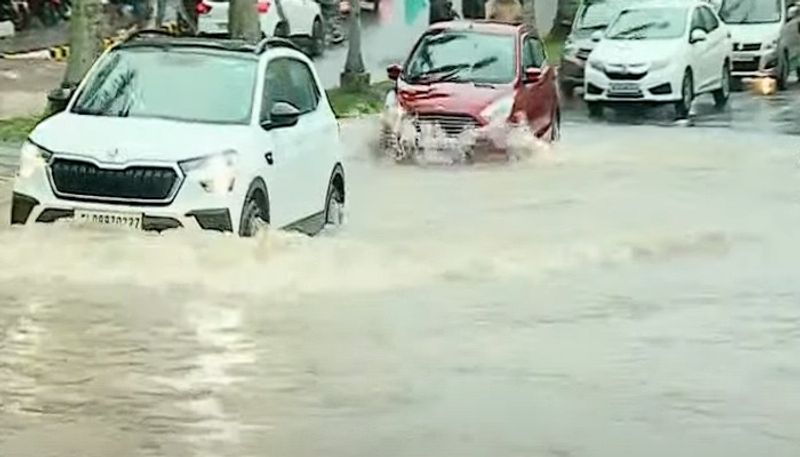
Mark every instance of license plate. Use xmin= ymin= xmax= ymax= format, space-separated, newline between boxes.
xmin=74 ymin=210 xmax=143 ymax=230
xmin=733 ymin=54 xmax=753 ymax=62
xmin=609 ymin=82 xmax=639 ymax=93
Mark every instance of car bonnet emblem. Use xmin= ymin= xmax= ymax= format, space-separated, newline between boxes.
xmin=107 ymin=148 xmax=122 ymax=162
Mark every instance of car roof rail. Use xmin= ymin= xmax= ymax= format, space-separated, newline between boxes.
xmin=121 ymin=28 xmax=176 ymax=43
xmin=254 ymin=36 xmax=301 ymax=54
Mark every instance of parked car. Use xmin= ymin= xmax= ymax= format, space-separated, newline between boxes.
xmin=381 ymin=20 xmax=560 ymax=162
xmin=197 ymin=0 xmax=325 ymax=57
xmin=559 ymin=0 xmax=629 ymax=97
xmin=584 ymin=0 xmax=732 ymax=119
xmin=11 ymin=32 xmax=346 ymax=237
xmin=718 ymin=0 xmax=800 ymax=90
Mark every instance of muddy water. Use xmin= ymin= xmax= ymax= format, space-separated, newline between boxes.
xmin=1 ymin=121 xmax=799 ymax=457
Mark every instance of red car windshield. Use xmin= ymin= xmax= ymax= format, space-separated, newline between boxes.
xmin=403 ymin=30 xmax=517 ymax=85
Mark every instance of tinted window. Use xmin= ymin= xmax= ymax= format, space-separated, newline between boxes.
xmin=691 ymin=8 xmax=705 ymax=31
xmin=404 ymin=31 xmax=517 ymax=85
xmin=262 ymin=58 xmax=319 ymax=121
xmin=607 ymin=7 xmax=689 ymax=40
xmin=71 ymin=48 xmax=258 ymax=124
xmin=719 ymin=0 xmax=782 ymax=24
xmin=522 ymin=37 xmax=546 ymax=69
xmin=703 ymin=7 xmax=719 ymax=31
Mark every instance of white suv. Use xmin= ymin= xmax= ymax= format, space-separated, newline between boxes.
xmin=584 ymin=1 xmax=732 ymax=119
xmin=10 ymin=32 xmax=346 ymax=237
xmin=197 ymin=0 xmax=325 ymax=57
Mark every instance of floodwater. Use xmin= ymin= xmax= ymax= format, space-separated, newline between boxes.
xmin=1 ymin=114 xmax=800 ymax=456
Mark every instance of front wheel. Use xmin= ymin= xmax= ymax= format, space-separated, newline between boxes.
xmin=776 ymin=51 xmax=789 ymax=91
xmin=324 ymin=178 xmax=345 ymax=230
xmin=274 ymin=21 xmax=289 ymax=38
xmin=239 ymin=193 xmax=269 ymax=237
xmin=550 ymin=110 xmax=561 ymax=141
xmin=712 ymin=63 xmax=731 ymax=109
xmin=674 ymin=70 xmax=694 ymax=120
xmin=586 ymin=101 xmax=604 ymax=118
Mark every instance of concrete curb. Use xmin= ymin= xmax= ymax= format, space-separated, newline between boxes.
xmin=0 ymin=22 xmax=179 ymax=61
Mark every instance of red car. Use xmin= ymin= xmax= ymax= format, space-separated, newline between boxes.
xmin=382 ymin=20 xmax=560 ymax=161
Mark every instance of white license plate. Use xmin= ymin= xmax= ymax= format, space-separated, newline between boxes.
xmin=609 ymin=82 xmax=639 ymax=93
xmin=733 ymin=54 xmax=753 ymax=62
xmin=74 ymin=210 xmax=143 ymax=230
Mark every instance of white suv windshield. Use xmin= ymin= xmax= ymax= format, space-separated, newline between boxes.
xmin=719 ymin=0 xmax=782 ymax=24
xmin=606 ymin=7 xmax=688 ymax=40
xmin=71 ymin=47 xmax=258 ymax=124
xmin=404 ymin=31 xmax=517 ymax=85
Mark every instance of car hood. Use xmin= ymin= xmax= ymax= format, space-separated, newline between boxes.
xmin=30 ymin=113 xmax=253 ymax=163
xmin=591 ymin=39 xmax=682 ymax=65
xmin=397 ymin=81 xmax=513 ymax=116
xmin=726 ymin=23 xmax=782 ymax=44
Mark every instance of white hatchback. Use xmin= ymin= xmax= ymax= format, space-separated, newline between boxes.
xmin=10 ymin=32 xmax=346 ymax=237
xmin=197 ymin=0 xmax=325 ymax=57
xmin=584 ymin=0 xmax=732 ymax=119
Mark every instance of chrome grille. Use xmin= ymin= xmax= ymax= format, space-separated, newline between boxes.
xmin=733 ymin=42 xmax=761 ymax=51
xmin=576 ymin=48 xmax=591 ymax=60
xmin=605 ymin=71 xmax=647 ymax=81
xmin=413 ymin=114 xmax=481 ymax=137
xmin=50 ymin=158 xmax=180 ymax=205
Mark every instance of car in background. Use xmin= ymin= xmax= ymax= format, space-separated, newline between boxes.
xmin=559 ymin=0 xmax=628 ymax=97
xmin=11 ymin=32 xmax=346 ymax=237
xmin=718 ymin=0 xmax=800 ymax=90
xmin=584 ymin=1 xmax=732 ymax=119
xmin=197 ymin=0 xmax=325 ymax=57
xmin=381 ymin=20 xmax=560 ymax=162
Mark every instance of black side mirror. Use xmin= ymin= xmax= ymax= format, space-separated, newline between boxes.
xmin=262 ymin=101 xmax=301 ymax=130
xmin=47 ymin=84 xmax=76 ymax=114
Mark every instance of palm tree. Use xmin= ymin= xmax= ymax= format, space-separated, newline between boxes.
xmin=229 ymin=0 xmax=260 ymax=42
xmin=340 ymin=0 xmax=369 ymax=90
xmin=522 ymin=0 xmax=537 ymax=34
xmin=550 ymin=0 xmax=578 ymax=40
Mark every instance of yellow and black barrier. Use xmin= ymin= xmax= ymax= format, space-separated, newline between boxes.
xmin=1 ymin=22 xmax=180 ymax=61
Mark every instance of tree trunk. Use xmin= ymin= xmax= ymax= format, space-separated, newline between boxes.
xmin=229 ymin=0 xmax=260 ymax=42
xmin=62 ymin=0 xmax=104 ymax=87
xmin=340 ymin=0 xmax=368 ymax=89
xmin=179 ymin=0 xmax=199 ymax=34
xmin=522 ymin=0 xmax=536 ymax=35
xmin=274 ymin=0 xmax=288 ymax=31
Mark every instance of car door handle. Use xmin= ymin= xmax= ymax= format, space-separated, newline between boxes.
xmin=265 ymin=152 xmax=274 ymax=165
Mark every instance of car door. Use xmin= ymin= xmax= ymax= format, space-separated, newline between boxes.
xmin=689 ymin=6 xmax=714 ymax=92
xmin=518 ymin=34 xmax=556 ymax=137
xmin=700 ymin=4 xmax=728 ymax=85
xmin=282 ymin=57 xmax=336 ymax=216
xmin=257 ymin=57 xmax=313 ymax=227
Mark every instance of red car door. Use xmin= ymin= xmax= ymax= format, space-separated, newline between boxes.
xmin=516 ymin=34 xmax=558 ymax=137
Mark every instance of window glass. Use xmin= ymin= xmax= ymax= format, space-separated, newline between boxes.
xmin=606 ymin=7 xmax=689 ymax=40
xmin=262 ymin=58 xmax=319 ymax=121
xmin=700 ymin=6 xmax=719 ymax=31
xmin=522 ymin=37 xmax=546 ymax=69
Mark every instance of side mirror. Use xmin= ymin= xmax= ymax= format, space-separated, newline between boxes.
xmin=262 ymin=101 xmax=301 ymax=130
xmin=387 ymin=64 xmax=402 ymax=81
xmin=690 ymin=29 xmax=708 ymax=44
xmin=591 ymin=30 xmax=603 ymax=42
xmin=788 ymin=5 xmax=799 ymax=19
xmin=46 ymin=84 xmax=76 ymax=114
xmin=524 ymin=67 xmax=543 ymax=84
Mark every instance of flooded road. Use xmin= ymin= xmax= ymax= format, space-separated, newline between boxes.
xmin=1 ymin=101 xmax=800 ymax=456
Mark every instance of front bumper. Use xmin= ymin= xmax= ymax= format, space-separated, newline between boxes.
xmin=730 ymin=49 xmax=779 ymax=78
xmin=583 ymin=64 xmax=683 ymax=103
xmin=11 ymin=159 xmax=244 ymax=233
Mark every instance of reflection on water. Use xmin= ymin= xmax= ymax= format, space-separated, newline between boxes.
xmin=1 ymin=124 xmax=800 ymax=456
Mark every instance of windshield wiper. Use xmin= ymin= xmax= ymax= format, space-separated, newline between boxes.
xmin=609 ymin=21 xmax=658 ymax=39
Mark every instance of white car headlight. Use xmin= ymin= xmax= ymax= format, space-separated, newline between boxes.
xmin=763 ymin=38 xmax=778 ymax=50
xmin=480 ymin=95 xmax=516 ymax=124
xmin=179 ymin=150 xmax=237 ymax=194
xmin=588 ymin=58 xmax=605 ymax=71
xmin=17 ymin=141 xmax=52 ymax=179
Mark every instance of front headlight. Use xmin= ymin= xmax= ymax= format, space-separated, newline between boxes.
xmin=17 ymin=141 xmax=52 ymax=179
xmin=588 ymin=59 xmax=604 ymax=71
xmin=763 ymin=39 xmax=778 ymax=50
xmin=179 ymin=150 xmax=237 ymax=194
xmin=480 ymin=95 xmax=516 ymax=124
